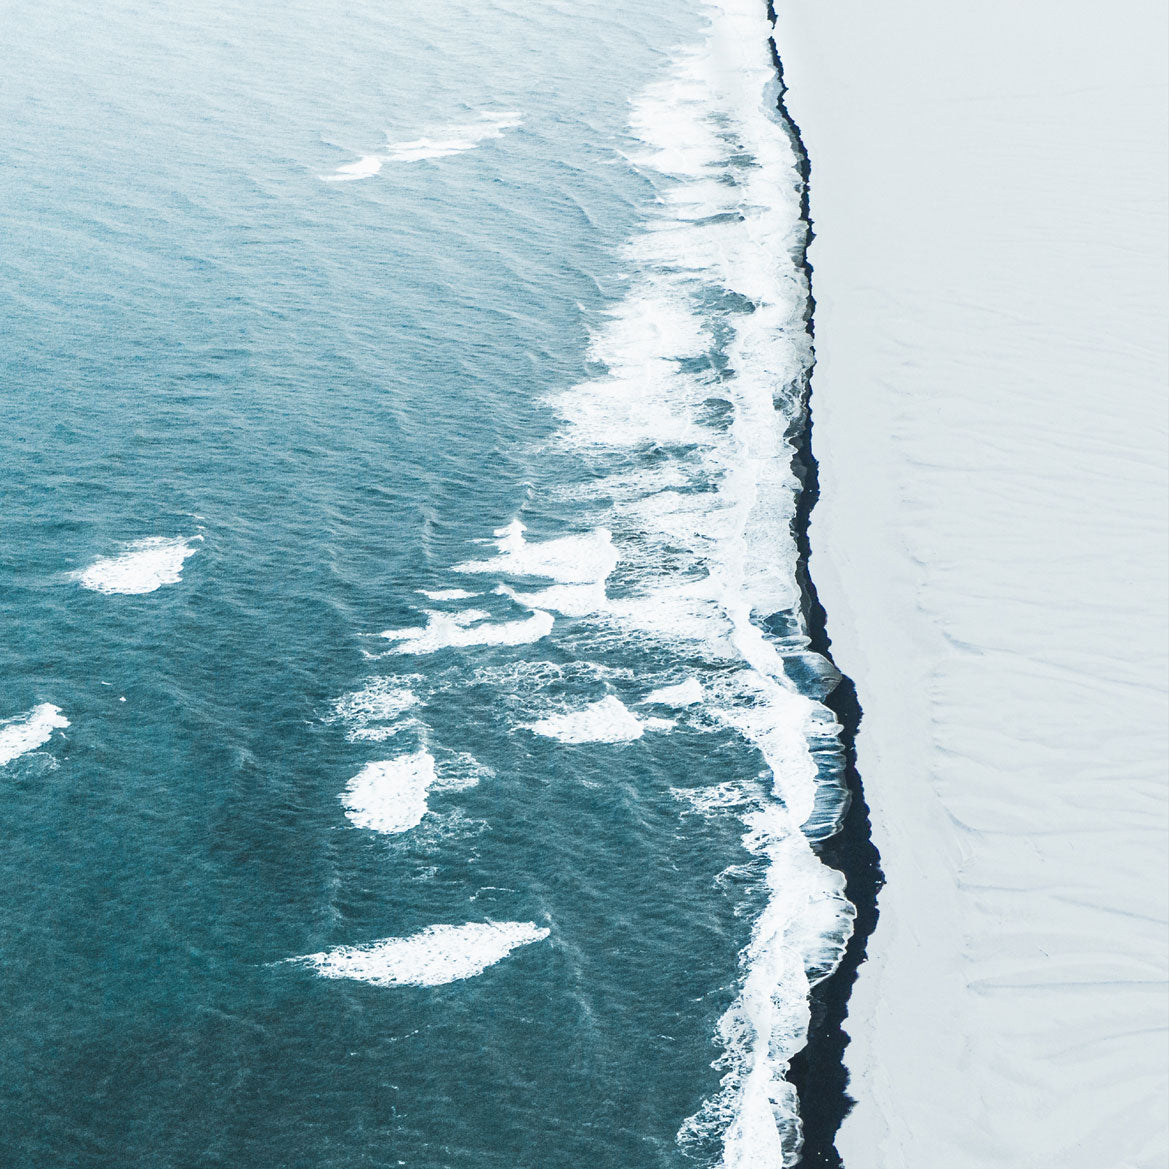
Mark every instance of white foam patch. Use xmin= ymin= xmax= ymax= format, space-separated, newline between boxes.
xmin=321 ymin=153 xmax=384 ymax=182
xmin=557 ymin=292 xmax=714 ymax=451
xmin=379 ymin=609 xmax=553 ymax=654
xmin=527 ymin=695 xmax=671 ymax=744
xmin=606 ymin=581 xmax=729 ymax=651
xmin=292 ymin=921 xmax=549 ymax=987
xmin=418 ymin=588 xmax=478 ymax=601
xmin=447 ymin=608 xmax=492 ymax=626
xmin=455 ymin=521 xmax=618 ymax=587
xmin=453 ymin=522 xmax=618 ymax=618
xmin=333 ymin=680 xmax=419 ymax=723
xmin=332 ymin=679 xmax=420 ymax=743
xmin=433 ymin=750 xmax=495 ymax=792
xmin=643 ymin=678 xmax=706 ymax=707
xmin=499 ymin=581 xmax=607 ymax=618
xmin=77 ymin=537 xmax=199 ymax=595
xmin=321 ymin=112 xmax=521 ymax=181
xmin=347 ymin=726 xmax=403 ymax=743
xmin=341 ymin=750 xmax=437 ymax=834
xmin=0 ymin=703 xmax=69 ymax=766
xmin=672 ymin=780 xmax=753 ymax=815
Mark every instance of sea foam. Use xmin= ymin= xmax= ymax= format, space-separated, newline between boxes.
xmin=341 ymin=750 xmax=437 ymax=834
xmin=454 ymin=521 xmax=618 ymax=617
xmin=643 ymin=678 xmax=705 ymax=707
xmin=0 ymin=703 xmax=69 ymax=766
xmin=322 ymin=112 xmax=521 ymax=182
xmin=527 ymin=695 xmax=671 ymax=744
xmin=536 ymin=2 xmax=855 ymax=1162
xmin=322 ymin=154 xmax=384 ymax=182
xmin=379 ymin=609 xmax=553 ymax=654
xmin=331 ymin=678 xmax=420 ymax=743
xmin=77 ymin=537 xmax=199 ymax=595
xmin=292 ymin=921 xmax=550 ymax=987
xmin=320 ymin=1 xmax=850 ymax=1158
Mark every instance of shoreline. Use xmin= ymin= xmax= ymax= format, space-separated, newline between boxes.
xmin=763 ymin=12 xmax=884 ymax=1164
xmin=773 ymin=0 xmax=1169 ymax=1164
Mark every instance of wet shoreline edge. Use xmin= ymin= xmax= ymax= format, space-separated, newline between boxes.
xmin=763 ymin=5 xmax=886 ymax=1165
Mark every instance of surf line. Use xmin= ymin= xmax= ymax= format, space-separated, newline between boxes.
xmin=762 ymin=5 xmax=885 ymax=1165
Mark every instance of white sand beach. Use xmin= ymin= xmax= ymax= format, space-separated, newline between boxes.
xmin=775 ymin=1 xmax=1169 ymax=1165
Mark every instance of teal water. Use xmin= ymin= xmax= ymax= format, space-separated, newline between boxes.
xmin=0 ymin=2 xmax=854 ymax=1165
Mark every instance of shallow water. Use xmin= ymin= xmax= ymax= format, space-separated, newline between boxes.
xmin=0 ymin=1 xmax=853 ymax=1164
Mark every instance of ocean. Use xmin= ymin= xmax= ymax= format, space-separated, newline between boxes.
xmin=0 ymin=1 xmax=856 ymax=1165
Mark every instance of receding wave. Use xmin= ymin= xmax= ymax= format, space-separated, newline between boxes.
xmin=291 ymin=921 xmax=550 ymax=987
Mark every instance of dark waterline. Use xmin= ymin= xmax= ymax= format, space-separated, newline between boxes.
xmin=762 ymin=7 xmax=886 ymax=1166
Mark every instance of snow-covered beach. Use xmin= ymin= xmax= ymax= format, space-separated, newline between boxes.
xmin=775 ymin=0 xmax=1169 ymax=1164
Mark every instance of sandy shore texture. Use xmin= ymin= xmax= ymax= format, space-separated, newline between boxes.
xmin=773 ymin=1 xmax=1169 ymax=1165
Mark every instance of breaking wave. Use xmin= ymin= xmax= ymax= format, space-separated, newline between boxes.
xmin=0 ymin=703 xmax=69 ymax=766
xmin=305 ymin=4 xmax=854 ymax=1160
xmin=291 ymin=921 xmax=550 ymax=987
xmin=76 ymin=536 xmax=199 ymax=595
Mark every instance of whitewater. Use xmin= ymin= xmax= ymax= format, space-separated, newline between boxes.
xmin=0 ymin=0 xmax=866 ymax=1164
xmin=307 ymin=2 xmax=859 ymax=1160
xmin=562 ymin=5 xmax=857 ymax=1158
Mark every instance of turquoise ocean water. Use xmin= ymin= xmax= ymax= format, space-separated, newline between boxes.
xmin=0 ymin=1 xmax=854 ymax=1165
